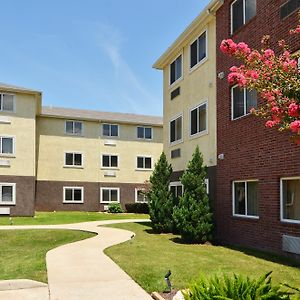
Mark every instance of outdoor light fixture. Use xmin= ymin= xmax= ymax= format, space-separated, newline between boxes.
xmin=164 ymin=270 xmax=172 ymax=292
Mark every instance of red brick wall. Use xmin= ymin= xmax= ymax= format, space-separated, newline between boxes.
xmin=216 ymin=0 xmax=300 ymax=256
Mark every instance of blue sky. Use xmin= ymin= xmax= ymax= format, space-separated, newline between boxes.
xmin=0 ymin=0 xmax=210 ymax=116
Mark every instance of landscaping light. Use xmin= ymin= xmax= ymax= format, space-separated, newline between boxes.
xmin=164 ymin=270 xmax=172 ymax=292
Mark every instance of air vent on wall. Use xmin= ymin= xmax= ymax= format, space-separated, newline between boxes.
xmin=0 ymin=116 xmax=11 ymax=124
xmin=0 ymin=160 xmax=10 ymax=167
xmin=280 ymin=0 xmax=300 ymax=19
xmin=104 ymin=171 xmax=116 ymax=177
xmin=104 ymin=140 xmax=117 ymax=146
xmin=282 ymin=234 xmax=300 ymax=255
xmin=171 ymin=87 xmax=180 ymax=100
xmin=171 ymin=148 xmax=181 ymax=159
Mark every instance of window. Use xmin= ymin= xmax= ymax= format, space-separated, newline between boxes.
xmin=233 ymin=180 xmax=258 ymax=217
xmin=102 ymin=154 xmax=118 ymax=168
xmin=232 ymin=85 xmax=257 ymax=120
xmin=205 ymin=178 xmax=209 ymax=194
xmin=190 ymin=102 xmax=207 ymax=136
xmin=137 ymin=156 xmax=152 ymax=169
xmin=190 ymin=31 xmax=207 ymax=69
xmin=137 ymin=127 xmax=152 ymax=139
xmin=0 ymin=183 xmax=16 ymax=205
xmin=280 ymin=0 xmax=300 ymax=19
xmin=100 ymin=187 xmax=120 ymax=203
xmin=102 ymin=123 xmax=119 ymax=137
xmin=65 ymin=121 xmax=83 ymax=136
xmin=281 ymin=177 xmax=300 ymax=223
xmin=135 ymin=188 xmax=148 ymax=203
xmin=170 ymin=115 xmax=182 ymax=144
xmin=170 ymin=55 xmax=182 ymax=85
xmin=0 ymin=94 xmax=14 ymax=112
xmin=64 ymin=152 xmax=83 ymax=167
xmin=63 ymin=187 xmax=84 ymax=203
xmin=0 ymin=137 xmax=14 ymax=155
xmin=170 ymin=182 xmax=183 ymax=199
xmin=231 ymin=0 xmax=256 ymax=34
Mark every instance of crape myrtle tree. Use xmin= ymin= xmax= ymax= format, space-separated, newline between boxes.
xmin=220 ymin=17 xmax=300 ymax=144
xmin=148 ymin=152 xmax=175 ymax=233
xmin=173 ymin=146 xmax=213 ymax=243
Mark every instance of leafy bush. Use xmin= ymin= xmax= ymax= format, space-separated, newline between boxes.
xmin=184 ymin=272 xmax=293 ymax=300
xmin=108 ymin=203 xmax=123 ymax=213
xmin=125 ymin=203 xmax=149 ymax=214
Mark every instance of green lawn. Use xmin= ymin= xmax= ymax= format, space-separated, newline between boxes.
xmin=0 ymin=229 xmax=94 ymax=283
xmin=0 ymin=211 xmax=149 ymax=226
xmin=104 ymin=222 xmax=300 ymax=294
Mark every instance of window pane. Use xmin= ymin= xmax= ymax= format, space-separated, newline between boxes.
xmin=74 ymin=122 xmax=82 ymax=135
xmin=2 ymin=94 xmax=14 ymax=111
xmin=102 ymin=155 xmax=110 ymax=167
xmin=233 ymin=87 xmax=245 ymax=119
xmin=145 ymin=157 xmax=152 ymax=169
xmin=73 ymin=189 xmax=82 ymax=201
xmin=170 ymin=61 xmax=176 ymax=84
xmin=246 ymin=89 xmax=257 ymax=113
xmin=2 ymin=186 xmax=13 ymax=202
xmin=137 ymin=127 xmax=144 ymax=138
xmin=170 ymin=120 xmax=175 ymax=143
xmin=111 ymin=125 xmax=118 ymax=137
xmin=65 ymin=153 xmax=73 ymax=165
xmin=111 ymin=190 xmax=118 ymax=202
xmin=234 ymin=182 xmax=246 ymax=215
xmin=137 ymin=157 xmax=144 ymax=168
xmin=198 ymin=32 xmax=206 ymax=61
xmin=111 ymin=155 xmax=118 ymax=167
xmin=232 ymin=0 xmax=244 ymax=33
xmin=74 ymin=154 xmax=82 ymax=166
xmin=137 ymin=190 xmax=145 ymax=202
xmin=66 ymin=121 xmax=73 ymax=134
xmin=145 ymin=128 xmax=152 ymax=139
xmin=177 ymin=185 xmax=183 ymax=198
xmin=103 ymin=124 xmax=110 ymax=136
xmin=247 ymin=182 xmax=258 ymax=216
xmin=190 ymin=40 xmax=198 ymax=68
xmin=170 ymin=186 xmax=176 ymax=197
xmin=282 ymin=179 xmax=300 ymax=221
xmin=199 ymin=104 xmax=207 ymax=132
xmin=176 ymin=117 xmax=182 ymax=141
xmin=65 ymin=189 xmax=73 ymax=201
xmin=191 ymin=108 xmax=198 ymax=135
xmin=2 ymin=138 xmax=13 ymax=154
xmin=102 ymin=189 xmax=110 ymax=202
xmin=175 ymin=55 xmax=182 ymax=81
xmin=245 ymin=0 xmax=256 ymax=22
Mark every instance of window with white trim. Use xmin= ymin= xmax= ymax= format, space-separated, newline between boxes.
xmin=135 ymin=188 xmax=148 ymax=203
xmin=0 ymin=183 xmax=16 ymax=205
xmin=65 ymin=121 xmax=83 ymax=136
xmin=102 ymin=154 xmax=118 ymax=168
xmin=170 ymin=182 xmax=183 ymax=200
xmin=281 ymin=178 xmax=300 ymax=223
xmin=137 ymin=156 xmax=152 ymax=169
xmin=231 ymin=0 xmax=256 ymax=34
xmin=232 ymin=85 xmax=257 ymax=120
xmin=190 ymin=102 xmax=207 ymax=136
xmin=137 ymin=127 xmax=152 ymax=139
xmin=170 ymin=115 xmax=182 ymax=144
xmin=190 ymin=31 xmax=207 ymax=69
xmin=102 ymin=124 xmax=119 ymax=137
xmin=233 ymin=180 xmax=258 ymax=217
xmin=0 ymin=94 xmax=14 ymax=112
xmin=100 ymin=188 xmax=120 ymax=203
xmin=63 ymin=187 xmax=84 ymax=203
xmin=65 ymin=152 xmax=83 ymax=167
xmin=0 ymin=137 xmax=14 ymax=155
xmin=170 ymin=55 xmax=182 ymax=85
xmin=205 ymin=178 xmax=209 ymax=194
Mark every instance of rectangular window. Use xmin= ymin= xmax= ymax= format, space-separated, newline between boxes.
xmin=135 ymin=188 xmax=148 ymax=203
xmin=100 ymin=187 xmax=120 ymax=203
xmin=102 ymin=154 xmax=118 ymax=168
xmin=281 ymin=177 xmax=300 ymax=223
xmin=102 ymin=124 xmax=119 ymax=137
xmin=190 ymin=102 xmax=207 ymax=136
xmin=232 ymin=85 xmax=257 ymax=120
xmin=280 ymin=0 xmax=300 ymax=19
xmin=170 ymin=182 xmax=183 ymax=200
xmin=137 ymin=127 xmax=152 ymax=139
xmin=170 ymin=55 xmax=182 ymax=85
xmin=0 ymin=137 xmax=14 ymax=155
xmin=170 ymin=115 xmax=182 ymax=144
xmin=233 ymin=180 xmax=258 ymax=217
xmin=64 ymin=152 xmax=83 ymax=167
xmin=231 ymin=0 xmax=256 ymax=34
xmin=137 ymin=156 xmax=152 ymax=169
xmin=0 ymin=183 xmax=16 ymax=205
xmin=65 ymin=121 xmax=83 ymax=136
xmin=63 ymin=187 xmax=84 ymax=203
xmin=0 ymin=94 xmax=15 ymax=112
xmin=190 ymin=31 xmax=207 ymax=69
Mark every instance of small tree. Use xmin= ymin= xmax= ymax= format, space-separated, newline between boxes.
xmin=173 ymin=146 xmax=213 ymax=243
xmin=148 ymin=152 xmax=174 ymax=233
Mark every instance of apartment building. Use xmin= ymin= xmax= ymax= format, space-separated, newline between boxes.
xmin=0 ymin=83 xmax=163 ymax=216
xmin=153 ymin=0 xmax=223 ymax=204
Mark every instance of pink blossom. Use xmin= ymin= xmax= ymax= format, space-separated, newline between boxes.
xmin=264 ymin=49 xmax=275 ymax=58
xmin=271 ymin=106 xmax=280 ymax=114
xmin=220 ymin=39 xmax=237 ymax=55
xmin=237 ymin=42 xmax=251 ymax=55
xmin=290 ymin=120 xmax=300 ymax=133
xmin=288 ymin=102 xmax=300 ymax=117
xmin=265 ymin=120 xmax=276 ymax=128
xmin=250 ymin=70 xmax=259 ymax=80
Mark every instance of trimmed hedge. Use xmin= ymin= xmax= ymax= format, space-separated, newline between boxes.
xmin=125 ymin=203 xmax=149 ymax=214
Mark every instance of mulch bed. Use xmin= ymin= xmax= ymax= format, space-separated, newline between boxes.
xmin=158 ymin=290 xmax=178 ymax=300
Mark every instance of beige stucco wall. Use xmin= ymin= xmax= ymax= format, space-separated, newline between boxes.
xmin=36 ymin=116 xmax=163 ymax=183
xmin=162 ymin=16 xmax=217 ymax=172
xmin=0 ymin=92 xmax=37 ymax=177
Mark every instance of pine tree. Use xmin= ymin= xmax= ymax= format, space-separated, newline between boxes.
xmin=148 ymin=152 xmax=174 ymax=233
xmin=173 ymin=146 xmax=213 ymax=243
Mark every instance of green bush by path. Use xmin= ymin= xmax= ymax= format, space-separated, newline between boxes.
xmin=108 ymin=203 xmax=124 ymax=213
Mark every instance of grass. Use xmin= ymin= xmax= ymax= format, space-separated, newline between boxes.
xmin=0 ymin=229 xmax=94 ymax=283
xmin=104 ymin=222 xmax=300 ymax=293
xmin=0 ymin=211 xmax=149 ymax=226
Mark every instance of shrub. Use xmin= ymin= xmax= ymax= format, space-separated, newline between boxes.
xmin=125 ymin=203 xmax=149 ymax=214
xmin=107 ymin=203 xmax=123 ymax=213
xmin=184 ymin=272 xmax=292 ymax=300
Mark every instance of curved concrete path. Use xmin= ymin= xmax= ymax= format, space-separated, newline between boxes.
xmin=0 ymin=219 xmax=153 ymax=300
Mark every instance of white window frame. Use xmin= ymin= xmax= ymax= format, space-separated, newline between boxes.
xmin=100 ymin=187 xmax=120 ymax=204
xmin=63 ymin=186 xmax=84 ymax=204
xmin=0 ymin=93 xmax=15 ymax=113
xmin=101 ymin=154 xmax=119 ymax=169
xmin=169 ymin=181 xmax=184 ymax=198
xmin=169 ymin=113 xmax=183 ymax=146
xmin=205 ymin=178 xmax=209 ymax=194
xmin=280 ymin=176 xmax=300 ymax=224
xmin=65 ymin=120 xmax=84 ymax=136
xmin=0 ymin=136 xmax=15 ymax=156
xmin=135 ymin=188 xmax=148 ymax=203
xmin=189 ymin=29 xmax=208 ymax=72
xmin=102 ymin=123 xmax=119 ymax=137
xmin=0 ymin=183 xmax=16 ymax=205
xmin=232 ymin=179 xmax=259 ymax=219
xmin=136 ymin=155 xmax=153 ymax=171
xmin=169 ymin=53 xmax=183 ymax=86
xmin=137 ymin=126 xmax=153 ymax=140
xmin=189 ymin=101 xmax=208 ymax=138
xmin=64 ymin=152 xmax=84 ymax=168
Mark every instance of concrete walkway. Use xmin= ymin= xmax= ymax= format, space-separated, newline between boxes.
xmin=0 ymin=219 xmax=153 ymax=300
